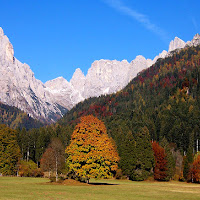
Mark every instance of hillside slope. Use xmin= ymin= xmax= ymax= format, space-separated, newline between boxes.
xmin=0 ymin=102 xmax=43 ymax=130
xmin=59 ymin=44 xmax=200 ymax=153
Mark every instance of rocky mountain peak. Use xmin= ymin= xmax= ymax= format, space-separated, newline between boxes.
xmin=70 ymin=68 xmax=85 ymax=95
xmin=185 ymin=33 xmax=200 ymax=47
xmin=45 ymin=76 xmax=70 ymax=90
xmin=168 ymin=37 xmax=186 ymax=52
xmin=0 ymin=29 xmax=14 ymax=62
xmin=45 ymin=76 xmax=84 ymax=110
xmin=1 ymin=26 xmax=200 ymax=123
xmin=135 ymin=55 xmax=146 ymax=61
xmin=0 ymin=27 xmax=4 ymax=37
xmin=191 ymin=33 xmax=200 ymax=46
xmin=0 ymin=27 xmax=68 ymax=123
xmin=121 ymin=59 xmax=129 ymax=64
xmin=70 ymin=68 xmax=85 ymax=82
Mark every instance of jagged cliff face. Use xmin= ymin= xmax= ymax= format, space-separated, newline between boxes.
xmin=186 ymin=33 xmax=200 ymax=47
xmin=0 ymin=26 xmax=199 ymax=123
xmin=65 ymin=34 xmax=200 ymax=104
xmin=45 ymin=76 xmax=84 ymax=109
xmin=70 ymin=68 xmax=86 ymax=97
xmin=168 ymin=37 xmax=186 ymax=52
xmin=83 ymin=59 xmax=130 ymax=98
xmin=0 ymin=28 xmax=67 ymax=123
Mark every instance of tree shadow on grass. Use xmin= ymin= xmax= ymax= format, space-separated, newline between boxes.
xmin=89 ymin=182 xmax=119 ymax=186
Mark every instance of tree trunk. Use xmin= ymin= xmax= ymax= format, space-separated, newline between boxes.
xmin=27 ymin=147 xmax=29 ymax=162
xmin=56 ymin=157 xmax=58 ymax=182
xmin=49 ymin=170 xmax=51 ymax=178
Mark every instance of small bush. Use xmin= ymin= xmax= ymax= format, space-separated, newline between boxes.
xmin=19 ymin=160 xmax=43 ymax=177
xmin=115 ymin=169 xmax=123 ymax=179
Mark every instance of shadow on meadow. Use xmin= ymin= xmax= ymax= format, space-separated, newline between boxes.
xmin=89 ymin=182 xmax=119 ymax=186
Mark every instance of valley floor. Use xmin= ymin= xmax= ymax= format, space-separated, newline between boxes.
xmin=0 ymin=177 xmax=200 ymax=200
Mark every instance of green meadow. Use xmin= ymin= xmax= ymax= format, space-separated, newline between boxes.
xmin=0 ymin=177 xmax=200 ymax=200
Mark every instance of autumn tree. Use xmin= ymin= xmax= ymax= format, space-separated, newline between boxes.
xmin=152 ymin=141 xmax=168 ymax=181
xmin=160 ymin=137 xmax=175 ymax=180
xmin=0 ymin=124 xmax=21 ymax=175
xmin=190 ymin=154 xmax=200 ymax=183
xmin=40 ymin=147 xmax=54 ymax=178
xmin=18 ymin=160 xmax=43 ymax=177
xmin=66 ymin=115 xmax=119 ymax=183
xmin=40 ymin=138 xmax=65 ymax=182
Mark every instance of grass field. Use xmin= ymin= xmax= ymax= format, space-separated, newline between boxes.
xmin=0 ymin=177 xmax=200 ymax=200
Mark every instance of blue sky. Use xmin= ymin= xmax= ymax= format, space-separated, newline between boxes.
xmin=0 ymin=0 xmax=199 ymax=83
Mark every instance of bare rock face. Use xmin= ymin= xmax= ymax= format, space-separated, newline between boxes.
xmin=152 ymin=50 xmax=168 ymax=63
xmin=70 ymin=68 xmax=86 ymax=96
xmin=0 ymin=27 xmax=14 ymax=62
xmin=83 ymin=59 xmax=130 ymax=98
xmin=168 ymin=37 xmax=186 ymax=52
xmin=128 ymin=55 xmax=149 ymax=82
xmin=186 ymin=34 xmax=200 ymax=47
xmin=0 ymin=26 xmax=199 ymax=123
xmin=0 ymin=28 xmax=67 ymax=123
xmin=45 ymin=77 xmax=84 ymax=109
xmin=192 ymin=34 xmax=200 ymax=46
xmin=67 ymin=35 xmax=198 ymax=103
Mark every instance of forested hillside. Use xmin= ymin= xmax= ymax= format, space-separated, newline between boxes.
xmin=14 ymin=45 xmax=200 ymax=181
xmin=0 ymin=102 xmax=43 ymax=130
xmin=59 ymin=45 xmax=200 ymax=155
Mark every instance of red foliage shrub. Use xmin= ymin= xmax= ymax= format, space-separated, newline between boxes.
xmin=152 ymin=141 xmax=168 ymax=181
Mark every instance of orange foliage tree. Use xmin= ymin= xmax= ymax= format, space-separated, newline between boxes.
xmin=40 ymin=147 xmax=54 ymax=178
xmin=152 ymin=141 xmax=168 ymax=181
xmin=66 ymin=115 xmax=119 ymax=183
xmin=190 ymin=155 xmax=200 ymax=183
xmin=40 ymin=138 xmax=65 ymax=182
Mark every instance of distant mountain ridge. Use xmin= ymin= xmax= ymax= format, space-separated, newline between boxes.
xmin=0 ymin=101 xmax=43 ymax=130
xmin=0 ymin=26 xmax=199 ymax=122
xmin=58 ymin=39 xmax=200 ymax=172
xmin=47 ymin=33 xmax=200 ymax=107
xmin=0 ymin=27 xmax=67 ymax=123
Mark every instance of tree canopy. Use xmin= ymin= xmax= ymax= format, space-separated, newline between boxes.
xmin=0 ymin=124 xmax=21 ymax=175
xmin=66 ymin=115 xmax=119 ymax=182
xmin=41 ymin=138 xmax=65 ymax=182
xmin=152 ymin=141 xmax=168 ymax=181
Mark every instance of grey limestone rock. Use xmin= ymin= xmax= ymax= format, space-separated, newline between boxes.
xmin=0 ymin=26 xmax=199 ymax=122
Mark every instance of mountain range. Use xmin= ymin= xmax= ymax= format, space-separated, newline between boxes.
xmin=0 ymin=26 xmax=199 ymax=123
xmin=57 ymin=39 xmax=200 ymax=182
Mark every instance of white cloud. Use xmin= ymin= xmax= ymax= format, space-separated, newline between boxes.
xmin=103 ymin=0 xmax=169 ymax=42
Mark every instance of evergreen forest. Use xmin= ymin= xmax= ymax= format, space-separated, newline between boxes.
xmin=1 ymin=45 xmax=200 ymax=182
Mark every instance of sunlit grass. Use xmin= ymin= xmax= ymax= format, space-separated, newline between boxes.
xmin=0 ymin=177 xmax=200 ymax=200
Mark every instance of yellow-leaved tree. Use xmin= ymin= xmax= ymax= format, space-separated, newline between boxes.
xmin=66 ymin=115 xmax=119 ymax=183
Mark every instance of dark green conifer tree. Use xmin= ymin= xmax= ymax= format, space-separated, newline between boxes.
xmin=131 ymin=126 xmax=155 ymax=181
xmin=119 ymin=131 xmax=136 ymax=178
xmin=183 ymin=131 xmax=194 ymax=181
xmin=0 ymin=125 xmax=21 ymax=175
